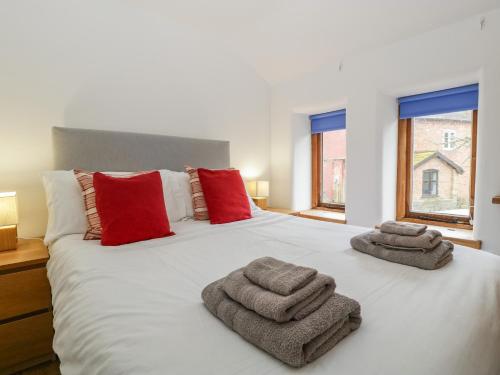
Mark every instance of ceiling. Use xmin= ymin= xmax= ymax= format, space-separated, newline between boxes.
xmin=124 ymin=0 xmax=500 ymax=85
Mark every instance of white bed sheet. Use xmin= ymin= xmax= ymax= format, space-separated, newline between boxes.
xmin=47 ymin=211 xmax=500 ymax=375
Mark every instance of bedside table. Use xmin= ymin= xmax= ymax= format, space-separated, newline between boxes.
xmin=251 ymin=197 xmax=268 ymax=210
xmin=0 ymin=239 xmax=54 ymax=374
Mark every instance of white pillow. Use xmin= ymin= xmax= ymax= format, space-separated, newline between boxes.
xmin=159 ymin=170 xmax=189 ymax=222
xmin=111 ymin=170 xmax=185 ymax=223
xmin=177 ymin=171 xmax=194 ymax=217
xmin=42 ymin=170 xmax=87 ymax=245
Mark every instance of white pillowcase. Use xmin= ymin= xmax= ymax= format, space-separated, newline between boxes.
xmin=159 ymin=170 xmax=190 ymax=222
xmin=42 ymin=169 xmax=194 ymax=245
xmin=178 ymin=171 xmax=194 ymax=217
xmin=42 ymin=170 xmax=88 ymax=245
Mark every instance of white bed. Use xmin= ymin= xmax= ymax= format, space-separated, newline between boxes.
xmin=47 ymin=211 xmax=500 ymax=375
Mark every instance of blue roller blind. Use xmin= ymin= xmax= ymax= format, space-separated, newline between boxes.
xmin=398 ymin=84 xmax=478 ymax=119
xmin=310 ymin=109 xmax=346 ymax=134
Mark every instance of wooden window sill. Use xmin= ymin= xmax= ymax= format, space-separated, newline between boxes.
xmin=397 ymin=216 xmax=472 ymax=230
xmin=297 ymin=209 xmax=346 ymax=224
xmin=265 ymin=208 xmax=300 ymax=215
xmin=313 ymin=206 xmax=345 ymax=213
xmin=376 ymin=222 xmax=481 ymax=249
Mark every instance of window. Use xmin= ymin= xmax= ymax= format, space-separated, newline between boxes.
xmin=422 ymin=169 xmax=438 ymax=196
xmin=443 ymin=130 xmax=456 ymax=150
xmin=320 ymin=130 xmax=346 ymax=206
xmin=311 ymin=110 xmax=346 ymax=211
xmin=397 ymin=84 xmax=478 ymax=228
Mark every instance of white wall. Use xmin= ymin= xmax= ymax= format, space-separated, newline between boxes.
xmin=270 ymin=9 xmax=500 ymax=253
xmin=0 ymin=0 xmax=270 ymax=236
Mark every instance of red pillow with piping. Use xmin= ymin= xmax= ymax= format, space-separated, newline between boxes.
xmin=197 ymin=168 xmax=251 ymax=224
xmin=93 ymin=171 xmax=175 ymax=245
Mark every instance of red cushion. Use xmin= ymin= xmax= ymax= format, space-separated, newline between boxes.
xmin=197 ymin=168 xmax=251 ymax=224
xmin=93 ymin=171 xmax=175 ymax=246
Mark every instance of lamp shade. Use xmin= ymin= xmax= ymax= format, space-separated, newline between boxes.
xmin=0 ymin=192 xmax=18 ymax=226
xmin=247 ymin=181 xmax=269 ymax=197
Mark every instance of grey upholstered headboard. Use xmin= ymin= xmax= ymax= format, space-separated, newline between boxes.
xmin=52 ymin=127 xmax=230 ymax=172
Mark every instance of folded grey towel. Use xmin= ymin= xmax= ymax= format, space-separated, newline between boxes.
xmin=203 ymin=278 xmax=361 ymax=367
xmin=351 ymin=232 xmax=453 ymax=270
xmin=380 ymin=220 xmax=427 ymax=236
xmin=223 ymin=268 xmax=335 ymax=322
xmin=369 ymin=229 xmax=442 ymax=252
xmin=244 ymin=256 xmax=317 ymax=296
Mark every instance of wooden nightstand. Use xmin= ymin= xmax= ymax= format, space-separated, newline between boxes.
xmin=0 ymin=239 xmax=54 ymax=374
xmin=251 ymin=197 xmax=268 ymax=210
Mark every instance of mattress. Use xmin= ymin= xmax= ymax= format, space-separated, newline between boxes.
xmin=47 ymin=211 xmax=500 ymax=375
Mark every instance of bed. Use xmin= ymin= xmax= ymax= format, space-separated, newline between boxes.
xmin=47 ymin=127 xmax=500 ymax=375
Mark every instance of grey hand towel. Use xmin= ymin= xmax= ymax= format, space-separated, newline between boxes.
xmin=351 ymin=232 xmax=453 ymax=270
xmin=244 ymin=257 xmax=318 ymax=296
xmin=223 ymin=268 xmax=335 ymax=322
xmin=202 ymin=278 xmax=361 ymax=368
xmin=369 ymin=229 xmax=442 ymax=252
xmin=380 ymin=220 xmax=427 ymax=236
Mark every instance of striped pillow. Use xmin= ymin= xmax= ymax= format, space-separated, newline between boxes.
xmin=74 ymin=170 xmax=148 ymax=240
xmin=185 ymin=166 xmax=209 ymax=220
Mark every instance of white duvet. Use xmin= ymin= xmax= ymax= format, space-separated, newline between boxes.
xmin=47 ymin=212 xmax=500 ymax=375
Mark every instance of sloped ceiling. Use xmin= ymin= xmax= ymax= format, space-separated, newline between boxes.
xmin=124 ymin=0 xmax=500 ymax=84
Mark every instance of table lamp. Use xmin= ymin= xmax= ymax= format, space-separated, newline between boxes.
xmin=0 ymin=192 xmax=18 ymax=251
xmin=247 ymin=181 xmax=269 ymax=209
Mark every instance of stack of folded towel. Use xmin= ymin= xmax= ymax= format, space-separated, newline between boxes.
xmin=202 ymin=257 xmax=361 ymax=367
xmin=350 ymin=220 xmax=454 ymax=270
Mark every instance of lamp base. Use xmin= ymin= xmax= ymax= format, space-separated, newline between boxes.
xmin=0 ymin=225 xmax=17 ymax=252
xmin=252 ymin=197 xmax=268 ymax=210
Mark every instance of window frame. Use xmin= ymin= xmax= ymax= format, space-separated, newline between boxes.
xmin=396 ymin=110 xmax=477 ymax=229
xmin=311 ymin=132 xmax=345 ymax=212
